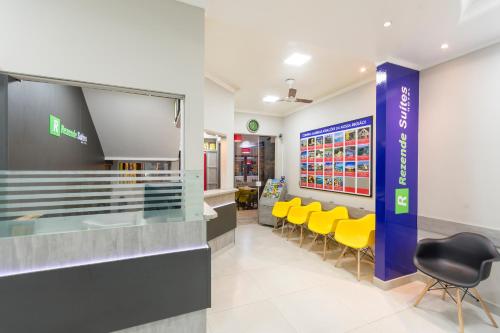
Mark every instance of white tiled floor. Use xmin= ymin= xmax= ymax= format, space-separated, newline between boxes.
xmin=208 ymin=223 xmax=500 ymax=333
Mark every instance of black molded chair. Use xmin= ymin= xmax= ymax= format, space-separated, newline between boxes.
xmin=413 ymin=232 xmax=500 ymax=332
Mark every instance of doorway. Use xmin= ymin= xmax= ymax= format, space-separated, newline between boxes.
xmin=234 ymin=134 xmax=276 ymax=209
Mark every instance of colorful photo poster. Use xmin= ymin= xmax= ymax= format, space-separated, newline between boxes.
xmin=300 ymin=150 xmax=308 ymax=161
xmin=307 ymin=175 xmax=315 ymax=187
xmin=299 ymin=116 xmax=372 ymax=197
xmin=315 ymin=175 xmax=324 ymax=189
xmin=300 ymin=139 xmax=308 ymax=151
xmin=324 ymin=135 xmax=333 ymax=148
xmin=300 ymin=162 xmax=307 ymax=174
xmin=308 ymin=150 xmax=315 ymax=162
xmin=324 ymin=176 xmax=333 ymax=190
xmin=307 ymin=137 xmax=315 ymax=151
xmin=324 ymin=147 xmax=333 ymax=162
xmin=315 ymin=162 xmax=323 ymax=175
xmin=315 ymin=149 xmax=324 ymax=162
xmin=324 ymin=161 xmax=333 ymax=176
xmin=315 ymin=136 xmax=324 ymax=149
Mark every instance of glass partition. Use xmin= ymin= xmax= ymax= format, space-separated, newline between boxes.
xmin=0 ymin=74 xmax=204 ymax=239
xmin=0 ymin=170 xmax=203 ymax=238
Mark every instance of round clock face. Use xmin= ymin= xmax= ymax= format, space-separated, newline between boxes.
xmin=247 ymin=119 xmax=259 ymax=133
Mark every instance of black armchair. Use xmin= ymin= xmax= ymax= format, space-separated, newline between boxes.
xmin=413 ymin=232 xmax=499 ymax=332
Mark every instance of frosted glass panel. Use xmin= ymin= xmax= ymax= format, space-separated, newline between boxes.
xmin=0 ymin=170 xmax=202 ymax=238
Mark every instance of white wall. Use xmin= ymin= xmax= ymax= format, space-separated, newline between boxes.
xmin=0 ymin=0 xmax=204 ymax=171
xmin=234 ymin=112 xmax=284 ymax=178
xmin=419 ymin=42 xmax=500 ymax=310
xmin=282 ymin=83 xmax=376 ymax=210
xmin=419 ymin=42 xmax=500 ymax=231
xmin=83 ymin=88 xmax=180 ymax=161
xmin=204 ymin=78 xmax=235 ymax=188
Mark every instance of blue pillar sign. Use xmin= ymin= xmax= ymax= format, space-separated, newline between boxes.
xmin=375 ymin=63 xmax=419 ymax=281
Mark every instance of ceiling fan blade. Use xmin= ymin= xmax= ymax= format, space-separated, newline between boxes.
xmin=296 ymin=98 xmax=313 ymax=103
xmin=288 ymin=88 xmax=297 ymax=98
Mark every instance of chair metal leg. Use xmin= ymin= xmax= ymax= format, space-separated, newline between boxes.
xmin=323 ymin=236 xmax=327 ymax=260
xmin=414 ymin=279 xmax=435 ymax=307
xmin=457 ymin=288 xmax=464 ymax=333
xmin=357 ymin=249 xmax=361 ymax=281
xmin=299 ymin=226 xmax=304 ymax=247
xmin=335 ymin=246 xmax=348 ymax=267
xmin=281 ymin=219 xmax=286 ymax=236
xmin=472 ymin=288 xmax=498 ymax=328
xmin=310 ymin=233 xmax=318 ymax=251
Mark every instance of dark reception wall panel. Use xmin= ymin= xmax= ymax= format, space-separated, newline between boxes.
xmin=0 ymin=247 xmax=211 ymax=333
xmin=4 ymin=75 xmax=105 ymax=170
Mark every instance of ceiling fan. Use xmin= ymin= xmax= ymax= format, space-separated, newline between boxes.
xmin=278 ymin=78 xmax=313 ymax=104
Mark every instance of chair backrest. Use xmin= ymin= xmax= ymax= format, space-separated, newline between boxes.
xmin=238 ymin=189 xmax=250 ymax=202
xmin=305 ymin=201 xmax=322 ymax=212
xmin=330 ymin=206 xmax=349 ymax=231
xmin=437 ymin=233 xmax=500 ymax=281
xmin=288 ymin=197 xmax=301 ymax=207
xmin=360 ymin=214 xmax=376 ymax=231
xmin=335 ymin=213 xmax=376 ymax=247
xmin=308 ymin=210 xmax=336 ymax=226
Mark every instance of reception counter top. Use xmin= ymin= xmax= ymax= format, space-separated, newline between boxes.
xmin=204 ymin=188 xmax=238 ymax=208
xmin=204 ymin=188 xmax=238 ymax=199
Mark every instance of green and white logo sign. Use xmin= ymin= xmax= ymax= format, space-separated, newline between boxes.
xmin=395 ymin=188 xmax=409 ymax=214
xmin=247 ymin=119 xmax=259 ymax=133
xmin=48 ymin=114 xmax=88 ymax=145
xmin=49 ymin=114 xmax=61 ymax=137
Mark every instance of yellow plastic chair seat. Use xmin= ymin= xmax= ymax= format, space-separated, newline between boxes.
xmin=308 ymin=206 xmax=349 ymax=235
xmin=272 ymin=197 xmax=301 ymax=218
xmin=307 ymin=211 xmax=335 ymax=234
xmin=272 ymin=202 xmax=291 ymax=218
xmin=335 ymin=214 xmax=376 ymax=249
xmin=287 ymin=202 xmax=321 ymax=225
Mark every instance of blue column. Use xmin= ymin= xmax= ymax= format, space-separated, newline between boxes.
xmin=375 ymin=63 xmax=419 ymax=281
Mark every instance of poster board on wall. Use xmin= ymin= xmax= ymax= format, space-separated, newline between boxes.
xmin=299 ymin=116 xmax=372 ymax=196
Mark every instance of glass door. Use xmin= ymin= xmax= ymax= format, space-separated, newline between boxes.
xmin=234 ymin=134 xmax=276 ymax=206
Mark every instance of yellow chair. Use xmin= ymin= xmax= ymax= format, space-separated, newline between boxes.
xmin=307 ymin=206 xmax=349 ymax=260
xmin=286 ymin=202 xmax=322 ymax=247
xmin=334 ymin=214 xmax=376 ymax=281
xmin=271 ymin=197 xmax=302 ymax=234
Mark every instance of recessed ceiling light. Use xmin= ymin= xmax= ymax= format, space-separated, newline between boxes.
xmin=284 ymin=53 xmax=311 ymax=66
xmin=383 ymin=21 xmax=392 ymax=28
xmin=263 ymin=95 xmax=280 ymax=103
xmin=441 ymin=43 xmax=449 ymax=50
xmin=360 ymin=67 xmax=367 ymax=73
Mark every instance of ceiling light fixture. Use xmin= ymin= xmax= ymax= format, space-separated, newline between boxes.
xmin=383 ymin=21 xmax=392 ymax=28
xmin=360 ymin=67 xmax=367 ymax=73
xmin=284 ymin=53 xmax=311 ymax=66
xmin=441 ymin=43 xmax=449 ymax=50
xmin=263 ymin=95 xmax=280 ymax=103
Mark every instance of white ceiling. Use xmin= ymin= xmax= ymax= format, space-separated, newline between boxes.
xmin=205 ymin=0 xmax=500 ymax=116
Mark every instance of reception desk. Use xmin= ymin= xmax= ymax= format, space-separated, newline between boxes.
xmin=204 ymin=189 xmax=238 ymax=254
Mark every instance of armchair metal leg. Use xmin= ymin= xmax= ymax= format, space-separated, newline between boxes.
xmin=414 ymin=279 xmax=435 ymax=307
xmin=457 ymin=288 xmax=464 ymax=333
xmin=323 ymin=236 xmax=327 ymax=260
xmin=472 ymin=288 xmax=498 ymax=328
xmin=309 ymin=233 xmax=318 ymax=251
xmin=335 ymin=246 xmax=348 ymax=267
xmin=357 ymin=249 xmax=361 ymax=281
